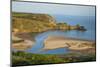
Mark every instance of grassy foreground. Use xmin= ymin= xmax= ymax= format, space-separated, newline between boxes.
xmin=12 ymin=51 xmax=96 ymax=66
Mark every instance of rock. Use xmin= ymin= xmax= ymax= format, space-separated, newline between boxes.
xmin=77 ymin=26 xmax=87 ymax=31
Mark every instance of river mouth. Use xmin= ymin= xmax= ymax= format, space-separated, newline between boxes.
xmin=24 ymin=30 xmax=95 ymax=54
xmin=25 ymin=31 xmax=70 ymax=54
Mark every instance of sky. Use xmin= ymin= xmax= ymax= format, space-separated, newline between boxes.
xmin=12 ymin=1 xmax=95 ymax=16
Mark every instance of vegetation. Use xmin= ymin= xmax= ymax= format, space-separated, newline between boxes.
xmin=12 ymin=12 xmax=57 ymax=33
xmin=12 ymin=51 xmax=96 ymax=66
xmin=13 ymin=40 xmax=24 ymax=43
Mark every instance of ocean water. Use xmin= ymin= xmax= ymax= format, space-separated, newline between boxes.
xmin=54 ymin=15 xmax=96 ymax=40
xmin=26 ymin=15 xmax=96 ymax=54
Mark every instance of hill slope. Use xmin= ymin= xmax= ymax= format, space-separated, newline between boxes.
xmin=12 ymin=12 xmax=56 ymax=32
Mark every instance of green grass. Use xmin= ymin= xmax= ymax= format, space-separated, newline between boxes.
xmin=12 ymin=51 xmax=96 ymax=66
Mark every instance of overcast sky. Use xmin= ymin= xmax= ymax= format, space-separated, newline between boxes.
xmin=12 ymin=1 xmax=95 ymax=16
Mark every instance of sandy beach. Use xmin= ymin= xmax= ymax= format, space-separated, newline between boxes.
xmin=44 ymin=36 xmax=95 ymax=50
xmin=12 ymin=33 xmax=35 ymax=50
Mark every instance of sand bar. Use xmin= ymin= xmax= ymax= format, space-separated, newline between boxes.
xmin=43 ymin=36 xmax=95 ymax=50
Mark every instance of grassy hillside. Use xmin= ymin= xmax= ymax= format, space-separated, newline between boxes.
xmin=12 ymin=12 xmax=56 ymax=32
xmin=13 ymin=12 xmax=56 ymax=22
